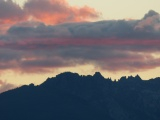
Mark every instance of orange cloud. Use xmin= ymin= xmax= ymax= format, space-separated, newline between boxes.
xmin=0 ymin=0 xmax=99 ymax=33
xmin=24 ymin=0 xmax=99 ymax=24
xmin=0 ymin=0 xmax=100 ymax=34
xmin=0 ymin=0 xmax=27 ymax=33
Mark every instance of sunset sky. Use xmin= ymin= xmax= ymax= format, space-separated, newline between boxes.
xmin=0 ymin=0 xmax=160 ymax=93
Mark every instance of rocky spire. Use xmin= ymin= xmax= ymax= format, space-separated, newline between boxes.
xmin=135 ymin=74 xmax=142 ymax=81
xmin=93 ymin=72 xmax=104 ymax=79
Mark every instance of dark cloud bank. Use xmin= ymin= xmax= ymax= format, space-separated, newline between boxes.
xmin=0 ymin=0 xmax=160 ymax=74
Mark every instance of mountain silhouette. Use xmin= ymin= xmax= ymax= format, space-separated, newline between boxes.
xmin=0 ymin=72 xmax=160 ymax=120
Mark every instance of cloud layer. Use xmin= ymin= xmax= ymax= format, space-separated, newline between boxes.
xmin=0 ymin=0 xmax=160 ymax=75
xmin=0 ymin=9 xmax=160 ymax=74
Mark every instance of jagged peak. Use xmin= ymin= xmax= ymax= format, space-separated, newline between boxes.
xmin=29 ymin=83 xmax=35 ymax=87
xmin=128 ymin=75 xmax=134 ymax=79
xmin=119 ymin=75 xmax=142 ymax=82
xmin=93 ymin=72 xmax=104 ymax=79
xmin=135 ymin=74 xmax=142 ymax=80
xmin=119 ymin=76 xmax=127 ymax=81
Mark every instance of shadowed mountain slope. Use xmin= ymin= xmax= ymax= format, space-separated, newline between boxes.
xmin=0 ymin=72 xmax=160 ymax=120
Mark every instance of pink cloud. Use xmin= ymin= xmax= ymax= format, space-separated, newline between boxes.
xmin=0 ymin=0 xmax=27 ymax=24
xmin=1 ymin=38 xmax=160 ymax=51
xmin=135 ymin=10 xmax=160 ymax=31
xmin=0 ymin=0 xmax=99 ymax=33
xmin=0 ymin=0 xmax=27 ymax=33
xmin=24 ymin=0 xmax=99 ymax=24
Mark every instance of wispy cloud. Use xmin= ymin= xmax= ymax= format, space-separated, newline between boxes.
xmin=0 ymin=80 xmax=16 ymax=93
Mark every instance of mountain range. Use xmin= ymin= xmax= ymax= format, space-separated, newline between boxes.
xmin=0 ymin=72 xmax=160 ymax=120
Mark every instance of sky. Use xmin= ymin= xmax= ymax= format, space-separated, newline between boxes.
xmin=0 ymin=0 xmax=160 ymax=93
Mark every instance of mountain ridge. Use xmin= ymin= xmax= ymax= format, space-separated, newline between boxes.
xmin=0 ymin=72 xmax=160 ymax=120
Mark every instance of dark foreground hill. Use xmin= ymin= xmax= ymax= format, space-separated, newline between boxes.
xmin=1 ymin=72 xmax=160 ymax=120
